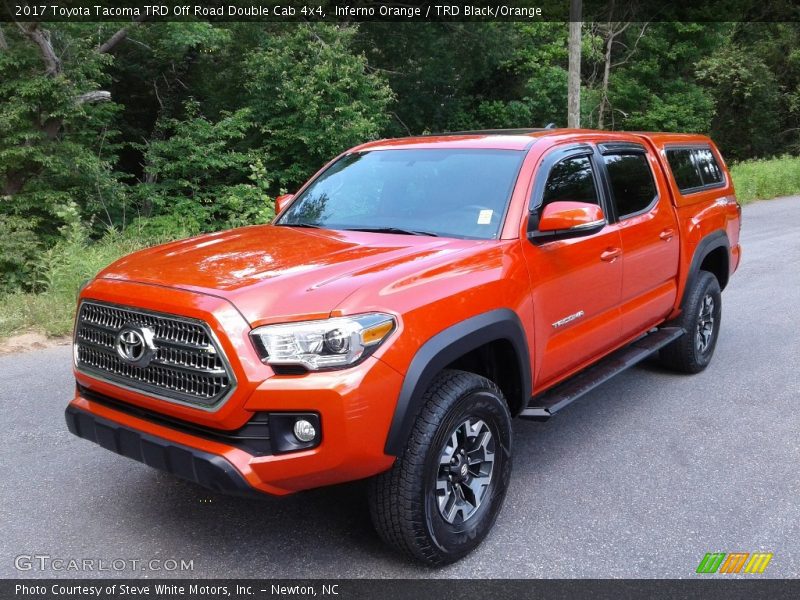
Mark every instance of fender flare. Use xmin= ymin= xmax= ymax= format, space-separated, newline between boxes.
xmin=681 ymin=230 xmax=730 ymax=307
xmin=383 ymin=308 xmax=531 ymax=456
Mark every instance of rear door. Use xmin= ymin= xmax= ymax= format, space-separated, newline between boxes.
xmin=521 ymin=144 xmax=624 ymax=389
xmin=597 ymin=142 xmax=680 ymax=339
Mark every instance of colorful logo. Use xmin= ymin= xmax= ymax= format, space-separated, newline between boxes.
xmin=696 ymin=552 xmax=773 ymax=574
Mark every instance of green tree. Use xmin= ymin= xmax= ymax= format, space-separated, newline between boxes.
xmin=469 ymin=23 xmax=569 ymax=129
xmin=583 ymin=22 xmax=720 ymax=133
xmin=133 ymin=101 xmax=270 ymax=234
xmin=697 ymin=45 xmax=780 ymax=160
xmin=354 ymin=23 xmax=530 ymax=134
xmin=1 ymin=19 xmax=799 ymax=297
xmin=0 ymin=22 xmax=125 ymax=289
xmin=699 ymin=23 xmax=800 ymax=159
xmin=245 ymin=24 xmax=394 ymax=189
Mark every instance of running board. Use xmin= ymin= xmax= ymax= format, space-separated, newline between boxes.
xmin=519 ymin=327 xmax=685 ymax=421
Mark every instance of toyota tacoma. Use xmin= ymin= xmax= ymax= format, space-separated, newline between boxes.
xmin=66 ymin=129 xmax=741 ymax=565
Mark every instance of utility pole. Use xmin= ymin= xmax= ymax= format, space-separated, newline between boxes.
xmin=567 ymin=0 xmax=582 ymax=128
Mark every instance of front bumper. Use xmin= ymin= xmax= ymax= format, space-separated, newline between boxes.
xmin=67 ymin=354 xmax=403 ymax=496
xmin=65 ymin=405 xmax=261 ymax=498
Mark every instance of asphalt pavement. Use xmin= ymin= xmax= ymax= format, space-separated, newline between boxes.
xmin=2 ymin=196 xmax=798 ymax=579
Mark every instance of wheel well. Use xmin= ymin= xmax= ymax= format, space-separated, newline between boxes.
xmin=444 ymin=339 xmax=524 ymax=415
xmin=700 ymin=246 xmax=729 ymax=290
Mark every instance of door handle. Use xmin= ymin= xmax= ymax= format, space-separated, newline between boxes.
xmin=659 ymin=228 xmax=675 ymax=241
xmin=600 ymin=247 xmax=622 ymax=262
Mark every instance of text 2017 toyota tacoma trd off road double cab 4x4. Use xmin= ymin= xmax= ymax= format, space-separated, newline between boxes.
xmin=66 ymin=129 xmax=741 ymax=565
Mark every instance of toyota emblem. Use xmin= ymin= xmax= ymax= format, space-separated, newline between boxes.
xmin=115 ymin=325 xmax=156 ymax=367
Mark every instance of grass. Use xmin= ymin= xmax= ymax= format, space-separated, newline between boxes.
xmin=0 ymin=227 xmax=182 ymax=340
xmin=1 ymin=154 xmax=799 ymax=343
xmin=729 ymin=155 xmax=800 ymax=204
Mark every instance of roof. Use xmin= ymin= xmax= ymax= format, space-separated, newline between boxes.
xmin=351 ymin=128 xmax=583 ymax=151
xmin=350 ymin=129 xmax=714 ymax=152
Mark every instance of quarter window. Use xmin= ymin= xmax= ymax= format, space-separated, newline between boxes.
xmin=694 ymin=148 xmax=723 ymax=185
xmin=541 ymin=155 xmax=599 ymax=209
xmin=603 ymin=153 xmax=657 ymax=218
xmin=666 ymin=149 xmax=703 ymax=191
xmin=666 ymin=147 xmax=725 ymax=193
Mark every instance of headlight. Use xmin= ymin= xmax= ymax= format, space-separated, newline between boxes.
xmin=250 ymin=313 xmax=396 ymax=371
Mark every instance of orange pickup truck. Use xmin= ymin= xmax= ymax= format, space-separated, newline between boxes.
xmin=66 ymin=129 xmax=741 ymax=565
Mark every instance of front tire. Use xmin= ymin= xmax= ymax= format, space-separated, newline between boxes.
xmin=368 ymin=370 xmax=512 ymax=566
xmin=659 ymin=270 xmax=722 ymax=373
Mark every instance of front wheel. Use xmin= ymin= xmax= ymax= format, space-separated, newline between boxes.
xmin=368 ymin=370 xmax=512 ymax=566
xmin=659 ymin=270 xmax=722 ymax=373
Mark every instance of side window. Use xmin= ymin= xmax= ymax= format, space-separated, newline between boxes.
xmin=666 ymin=149 xmax=703 ymax=191
xmin=603 ymin=153 xmax=657 ymax=218
xmin=666 ymin=147 xmax=724 ymax=193
xmin=541 ymin=155 xmax=599 ymax=209
xmin=694 ymin=148 xmax=723 ymax=186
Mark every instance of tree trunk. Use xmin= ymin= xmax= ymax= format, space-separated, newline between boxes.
xmin=76 ymin=91 xmax=112 ymax=104
xmin=568 ymin=0 xmax=582 ymax=128
xmin=17 ymin=23 xmax=61 ymax=76
xmin=598 ymin=32 xmax=613 ymax=129
xmin=96 ymin=17 xmax=147 ymax=54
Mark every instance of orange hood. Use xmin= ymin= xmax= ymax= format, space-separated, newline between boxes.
xmin=98 ymin=224 xmax=474 ymax=326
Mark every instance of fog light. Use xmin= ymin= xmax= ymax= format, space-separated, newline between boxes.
xmin=293 ymin=419 xmax=316 ymax=442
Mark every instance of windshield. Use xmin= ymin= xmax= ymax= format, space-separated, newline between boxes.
xmin=277 ymin=149 xmax=525 ymax=239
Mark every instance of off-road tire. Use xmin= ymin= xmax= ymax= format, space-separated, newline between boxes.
xmin=368 ymin=369 xmax=512 ymax=566
xmin=659 ymin=270 xmax=722 ymax=373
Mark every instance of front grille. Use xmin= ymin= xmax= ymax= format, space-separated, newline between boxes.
xmin=74 ymin=301 xmax=236 ymax=409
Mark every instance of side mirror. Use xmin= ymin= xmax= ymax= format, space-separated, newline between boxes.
xmin=534 ymin=201 xmax=605 ymax=238
xmin=275 ymin=193 xmax=294 ymax=213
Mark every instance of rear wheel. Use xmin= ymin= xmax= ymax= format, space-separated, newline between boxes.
xmin=659 ymin=270 xmax=722 ymax=373
xmin=368 ymin=370 xmax=512 ymax=566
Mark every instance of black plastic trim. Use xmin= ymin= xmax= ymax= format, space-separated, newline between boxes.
xmin=597 ymin=141 xmax=647 ymax=155
xmin=527 ymin=143 xmax=595 ymax=213
xmin=520 ymin=327 xmax=685 ymax=420
xmin=682 ymin=230 xmax=730 ymax=305
xmin=383 ymin=309 xmax=531 ymax=456
xmin=269 ymin=412 xmax=322 ymax=454
xmin=437 ymin=128 xmax=547 ymax=136
xmin=76 ymin=384 xmax=273 ymax=456
xmin=65 ymin=405 xmax=265 ymax=498
xmin=528 ymin=219 xmax=606 ymax=243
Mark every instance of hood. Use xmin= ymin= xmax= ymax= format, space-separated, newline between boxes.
xmin=98 ymin=224 xmax=473 ymax=325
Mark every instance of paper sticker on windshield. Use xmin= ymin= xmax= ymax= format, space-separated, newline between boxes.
xmin=477 ymin=209 xmax=493 ymax=225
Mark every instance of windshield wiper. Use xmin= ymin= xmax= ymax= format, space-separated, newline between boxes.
xmin=278 ymin=222 xmax=323 ymax=229
xmin=343 ymin=226 xmax=439 ymax=237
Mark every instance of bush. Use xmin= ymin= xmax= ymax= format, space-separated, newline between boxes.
xmin=729 ymin=156 xmax=800 ymax=203
xmin=133 ymin=105 xmax=275 ymax=231
xmin=0 ymin=215 xmax=41 ymax=292
xmin=0 ymin=221 xmax=184 ymax=338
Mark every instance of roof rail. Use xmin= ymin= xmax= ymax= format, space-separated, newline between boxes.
xmin=429 ymin=128 xmax=550 ymax=136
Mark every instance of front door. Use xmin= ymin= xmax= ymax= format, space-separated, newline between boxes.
xmin=521 ymin=146 xmax=624 ymax=390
